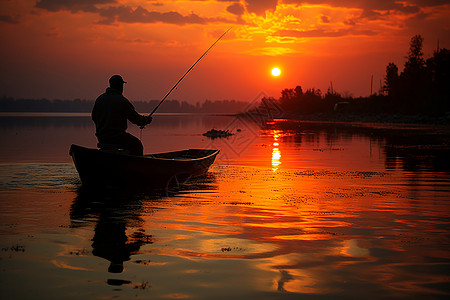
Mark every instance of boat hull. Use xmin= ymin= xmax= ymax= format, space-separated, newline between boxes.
xmin=69 ymin=144 xmax=219 ymax=188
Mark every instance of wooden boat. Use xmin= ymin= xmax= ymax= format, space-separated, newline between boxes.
xmin=69 ymin=144 xmax=219 ymax=188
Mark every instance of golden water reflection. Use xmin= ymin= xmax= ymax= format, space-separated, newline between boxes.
xmin=137 ymin=162 xmax=450 ymax=298
xmin=1 ymin=118 xmax=450 ymax=299
xmin=271 ymin=130 xmax=282 ymax=171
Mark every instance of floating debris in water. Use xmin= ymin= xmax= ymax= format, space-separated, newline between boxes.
xmin=1 ymin=245 xmax=25 ymax=252
xmin=203 ymin=129 xmax=233 ymax=138
xmin=69 ymin=248 xmax=89 ymax=256
xmin=134 ymin=281 xmax=151 ymax=290
xmin=134 ymin=259 xmax=152 ymax=265
xmin=220 ymin=246 xmax=245 ymax=252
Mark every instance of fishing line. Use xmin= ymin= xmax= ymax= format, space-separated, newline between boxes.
xmin=140 ymin=27 xmax=232 ymax=130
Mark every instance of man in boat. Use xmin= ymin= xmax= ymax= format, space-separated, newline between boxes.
xmin=92 ymin=75 xmax=152 ymax=156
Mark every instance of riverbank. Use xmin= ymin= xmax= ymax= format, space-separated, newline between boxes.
xmin=240 ymin=111 xmax=450 ymax=125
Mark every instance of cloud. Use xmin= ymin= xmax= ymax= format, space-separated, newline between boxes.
xmin=412 ymin=0 xmax=450 ymax=6
xmin=245 ymin=0 xmax=279 ymax=15
xmin=344 ymin=18 xmax=357 ymax=26
xmin=270 ymin=0 xmax=430 ymax=30
xmin=246 ymin=46 xmax=297 ymax=56
xmin=396 ymin=4 xmax=421 ymax=14
xmin=97 ymin=5 xmax=226 ymax=25
xmin=35 ymin=1 xmax=227 ymax=26
xmin=283 ymin=0 xmax=440 ymax=11
xmin=320 ymin=15 xmax=330 ymax=23
xmin=35 ymin=0 xmax=117 ymax=13
xmin=0 ymin=14 xmax=19 ymax=24
xmin=276 ymin=28 xmax=378 ymax=38
xmin=359 ymin=9 xmax=388 ymax=21
xmin=227 ymin=3 xmax=245 ymax=16
xmin=44 ymin=27 xmax=61 ymax=37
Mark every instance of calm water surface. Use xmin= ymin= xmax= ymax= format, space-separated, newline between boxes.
xmin=0 ymin=114 xmax=449 ymax=299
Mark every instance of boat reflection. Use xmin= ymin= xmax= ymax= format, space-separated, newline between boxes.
xmin=70 ymin=188 xmax=154 ymax=274
xmin=70 ymin=172 xmax=217 ymax=276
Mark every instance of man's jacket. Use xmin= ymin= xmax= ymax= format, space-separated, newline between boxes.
xmin=92 ymin=88 xmax=148 ymax=141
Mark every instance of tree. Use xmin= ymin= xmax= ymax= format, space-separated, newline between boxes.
xmin=405 ymin=34 xmax=425 ymax=71
xmin=280 ymin=88 xmax=295 ymax=102
xmin=294 ymin=85 xmax=303 ymax=98
xmin=304 ymin=88 xmax=322 ymax=99
xmin=384 ymin=62 xmax=399 ymax=97
xmin=400 ymin=34 xmax=427 ymax=110
xmin=426 ymin=48 xmax=450 ymax=112
xmin=401 ymin=35 xmax=425 ymax=83
xmin=279 ymin=88 xmax=296 ymax=111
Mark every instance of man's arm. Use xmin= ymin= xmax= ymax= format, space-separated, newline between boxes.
xmin=124 ymin=98 xmax=152 ymax=127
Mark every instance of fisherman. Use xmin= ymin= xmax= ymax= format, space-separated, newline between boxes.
xmin=92 ymin=75 xmax=152 ymax=156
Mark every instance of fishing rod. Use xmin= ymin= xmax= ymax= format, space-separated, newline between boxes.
xmin=141 ymin=27 xmax=232 ymax=129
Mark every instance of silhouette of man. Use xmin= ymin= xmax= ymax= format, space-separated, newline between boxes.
xmin=92 ymin=75 xmax=152 ymax=156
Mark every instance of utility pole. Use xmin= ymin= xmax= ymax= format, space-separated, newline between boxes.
xmin=370 ymin=75 xmax=373 ymax=95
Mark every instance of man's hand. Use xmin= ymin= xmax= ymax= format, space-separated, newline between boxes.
xmin=140 ymin=116 xmax=153 ymax=129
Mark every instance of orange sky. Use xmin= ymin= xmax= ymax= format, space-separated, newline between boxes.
xmin=0 ymin=0 xmax=449 ymax=104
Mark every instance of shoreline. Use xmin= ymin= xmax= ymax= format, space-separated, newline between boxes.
xmin=238 ymin=111 xmax=450 ymax=125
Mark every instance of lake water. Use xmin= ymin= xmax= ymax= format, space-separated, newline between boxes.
xmin=0 ymin=113 xmax=449 ymax=299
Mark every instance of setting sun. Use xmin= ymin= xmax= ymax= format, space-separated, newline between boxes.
xmin=271 ymin=68 xmax=281 ymax=77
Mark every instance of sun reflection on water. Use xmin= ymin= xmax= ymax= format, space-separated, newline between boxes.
xmin=271 ymin=130 xmax=282 ymax=171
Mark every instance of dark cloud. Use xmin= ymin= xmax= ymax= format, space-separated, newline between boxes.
xmin=227 ymin=3 xmax=245 ymax=16
xmin=360 ymin=9 xmax=387 ymax=21
xmin=44 ymin=27 xmax=61 ymax=37
xmin=283 ymin=1 xmax=425 ymax=24
xmin=410 ymin=11 xmax=432 ymax=21
xmin=276 ymin=1 xmax=410 ymax=28
xmin=320 ymin=15 xmax=330 ymax=23
xmin=394 ymin=3 xmax=421 ymax=14
xmin=97 ymin=5 xmax=222 ymax=25
xmin=0 ymin=14 xmax=19 ymax=24
xmin=276 ymin=28 xmax=377 ymax=38
xmin=35 ymin=0 xmax=117 ymax=13
xmin=344 ymin=18 xmax=357 ymax=26
xmin=357 ymin=3 xmax=420 ymax=22
xmin=412 ymin=0 xmax=450 ymax=6
xmin=245 ymin=0 xmax=279 ymax=15
xmin=282 ymin=0 xmax=434 ymax=13
xmin=35 ymin=1 xmax=225 ymax=26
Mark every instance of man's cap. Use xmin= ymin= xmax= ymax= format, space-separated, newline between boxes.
xmin=109 ymin=75 xmax=127 ymax=86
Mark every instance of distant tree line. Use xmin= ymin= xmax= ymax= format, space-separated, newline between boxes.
xmin=0 ymin=97 xmax=248 ymax=114
xmin=250 ymin=34 xmax=449 ymax=117
xmin=0 ymin=98 xmax=93 ymax=113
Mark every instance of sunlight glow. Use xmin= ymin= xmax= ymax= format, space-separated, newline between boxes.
xmin=272 ymin=68 xmax=281 ymax=76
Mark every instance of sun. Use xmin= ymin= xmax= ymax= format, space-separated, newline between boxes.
xmin=271 ymin=67 xmax=281 ymax=76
